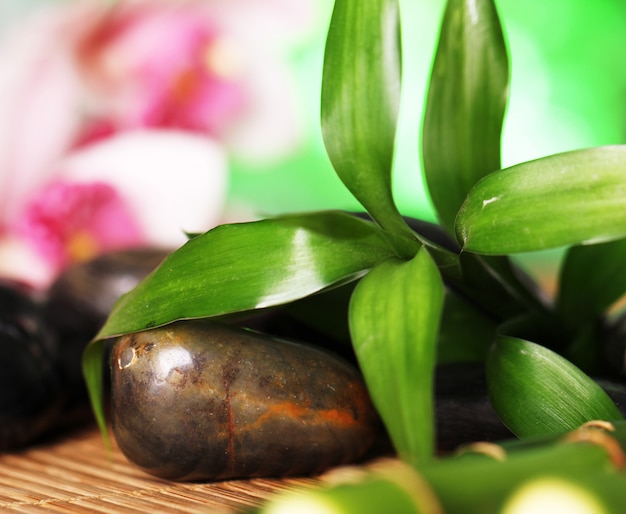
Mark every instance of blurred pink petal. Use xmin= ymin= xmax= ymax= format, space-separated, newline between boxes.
xmin=59 ymin=130 xmax=228 ymax=247
xmin=75 ymin=2 xmax=247 ymax=136
xmin=18 ymin=180 xmax=144 ymax=269
xmin=72 ymin=0 xmax=314 ymax=162
xmin=0 ymin=6 xmax=83 ymax=225
xmin=0 ymin=0 xmax=315 ymax=288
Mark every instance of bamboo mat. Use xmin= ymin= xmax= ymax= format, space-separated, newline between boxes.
xmin=0 ymin=422 xmax=360 ymax=513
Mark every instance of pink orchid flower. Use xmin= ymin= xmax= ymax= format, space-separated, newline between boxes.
xmin=72 ymin=0 xmax=312 ymax=161
xmin=75 ymin=4 xmax=246 ymax=138
xmin=1 ymin=130 xmax=227 ymax=289
xmin=0 ymin=0 xmax=314 ymax=289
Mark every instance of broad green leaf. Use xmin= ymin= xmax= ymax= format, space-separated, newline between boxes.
xmin=349 ymin=248 xmax=444 ymax=466
xmin=96 ymin=211 xmax=397 ymax=339
xmin=557 ymin=238 xmax=626 ymax=326
xmin=321 ymin=0 xmax=415 ymax=250
xmin=487 ymin=336 xmax=623 ymax=438
xmin=422 ymin=0 xmax=509 ymax=233
xmin=456 ymin=146 xmax=626 ymax=254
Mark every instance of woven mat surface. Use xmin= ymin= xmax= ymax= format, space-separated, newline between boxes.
xmin=0 ymin=423 xmax=333 ymax=513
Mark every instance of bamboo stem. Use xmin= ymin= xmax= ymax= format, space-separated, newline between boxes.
xmin=255 ymin=420 xmax=626 ymax=514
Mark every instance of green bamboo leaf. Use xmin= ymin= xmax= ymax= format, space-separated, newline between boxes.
xmin=95 ymin=211 xmax=397 ymax=340
xmin=456 ymin=146 xmax=626 ymax=254
xmin=82 ymin=339 xmax=111 ymax=449
xmin=261 ymin=420 xmax=626 ymax=513
xmin=557 ymin=238 xmax=626 ymax=326
xmin=486 ymin=336 xmax=623 ymax=438
xmin=423 ymin=421 xmax=626 ymax=513
xmin=321 ymin=0 xmax=415 ymax=249
xmin=422 ymin=0 xmax=509 ymax=233
xmin=349 ymin=248 xmax=444 ymax=466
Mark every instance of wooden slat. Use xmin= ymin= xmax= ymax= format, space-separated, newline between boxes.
xmin=0 ymin=424 xmax=323 ymax=513
xmin=0 ymin=424 xmax=391 ymax=513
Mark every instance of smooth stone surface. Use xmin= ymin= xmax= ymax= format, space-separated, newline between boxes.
xmin=0 ymin=280 xmax=65 ymax=449
xmin=110 ymin=320 xmax=380 ymax=481
xmin=45 ymin=247 xmax=170 ymax=400
xmin=435 ymin=363 xmax=512 ymax=451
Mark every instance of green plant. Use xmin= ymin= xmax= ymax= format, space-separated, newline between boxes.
xmin=255 ymin=421 xmax=626 ymax=514
xmin=84 ymin=0 xmax=626 ymax=507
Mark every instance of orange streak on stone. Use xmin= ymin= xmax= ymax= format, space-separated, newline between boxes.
xmin=254 ymin=401 xmax=358 ymax=429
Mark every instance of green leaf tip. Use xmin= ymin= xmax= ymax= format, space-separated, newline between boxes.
xmin=322 ymin=0 xmax=416 ymax=249
xmin=422 ymin=0 xmax=509 ymax=233
xmin=349 ymin=247 xmax=444 ymax=466
xmin=82 ymin=338 xmax=112 ymax=451
xmin=456 ymin=146 xmax=626 ymax=254
xmin=487 ymin=336 xmax=624 ymax=438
